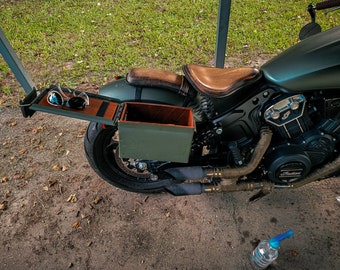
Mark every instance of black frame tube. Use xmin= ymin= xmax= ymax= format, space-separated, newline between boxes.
xmin=0 ymin=27 xmax=36 ymax=95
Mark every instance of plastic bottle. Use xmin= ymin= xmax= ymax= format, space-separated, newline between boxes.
xmin=251 ymin=230 xmax=294 ymax=269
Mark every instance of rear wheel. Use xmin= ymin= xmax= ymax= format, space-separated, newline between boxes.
xmin=84 ymin=122 xmax=176 ymax=193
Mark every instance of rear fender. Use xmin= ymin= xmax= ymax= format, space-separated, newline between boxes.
xmin=99 ymin=78 xmax=187 ymax=106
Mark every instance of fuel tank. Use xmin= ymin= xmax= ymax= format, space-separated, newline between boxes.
xmin=261 ymin=25 xmax=340 ymax=92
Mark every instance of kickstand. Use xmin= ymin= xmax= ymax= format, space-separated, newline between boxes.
xmin=249 ymin=188 xmax=271 ymax=202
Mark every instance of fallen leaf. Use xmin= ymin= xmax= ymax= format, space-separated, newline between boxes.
xmin=8 ymin=121 xmax=17 ymax=127
xmin=52 ymin=165 xmax=61 ymax=171
xmin=290 ymin=250 xmax=298 ymax=257
xmin=92 ymin=196 xmax=102 ymax=205
xmin=67 ymin=194 xmax=78 ymax=203
xmin=25 ymin=172 xmax=34 ymax=179
xmin=69 ymin=176 xmax=79 ymax=183
xmin=77 ymin=128 xmax=86 ymax=137
xmin=61 ymin=165 xmax=68 ymax=172
xmin=18 ymin=148 xmax=27 ymax=155
xmin=86 ymin=241 xmax=92 ymax=247
xmin=48 ymin=179 xmax=58 ymax=187
xmin=299 ymin=214 xmax=305 ymax=221
xmin=1 ymin=177 xmax=9 ymax=183
xmin=72 ymin=221 xmax=81 ymax=229
xmin=13 ymin=174 xmax=24 ymax=179
xmin=0 ymin=201 xmax=8 ymax=210
xmin=32 ymin=126 xmax=43 ymax=134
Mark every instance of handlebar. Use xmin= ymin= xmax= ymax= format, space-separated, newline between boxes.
xmin=315 ymin=0 xmax=340 ymax=10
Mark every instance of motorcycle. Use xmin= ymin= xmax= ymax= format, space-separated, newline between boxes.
xmin=2 ymin=1 xmax=340 ymax=197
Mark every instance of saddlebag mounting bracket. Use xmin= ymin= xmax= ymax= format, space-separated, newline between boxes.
xmin=19 ymin=87 xmax=122 ymax=126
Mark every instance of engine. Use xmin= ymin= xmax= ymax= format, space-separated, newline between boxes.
xmin=263 ymin=94 xmax=338 ymax=184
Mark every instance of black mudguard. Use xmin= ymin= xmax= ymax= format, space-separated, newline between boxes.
xmin=99 ymin=78 xmax=189 ymax=106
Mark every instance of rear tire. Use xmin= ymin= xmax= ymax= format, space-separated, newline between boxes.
xmin=84 ymin=122 xmax=175 ymax=193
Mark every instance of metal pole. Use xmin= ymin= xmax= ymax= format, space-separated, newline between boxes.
xmin=0 ymin=27 xmax=36 ymax=94
xmin=214 ymin=0 xmax=232 ymax=68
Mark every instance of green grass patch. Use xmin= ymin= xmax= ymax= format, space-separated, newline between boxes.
xmin=0 ymin=0 xmax=339 ymax=91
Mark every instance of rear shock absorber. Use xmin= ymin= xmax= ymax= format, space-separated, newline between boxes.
xmin=200 ymin=95 xmax=215 ymax=120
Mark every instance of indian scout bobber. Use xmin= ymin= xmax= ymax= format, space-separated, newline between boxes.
xmin=1 ymin=1 xmax=339 ymax=197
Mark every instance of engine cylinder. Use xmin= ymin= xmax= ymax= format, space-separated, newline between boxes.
xmin=264 ymin=94 xmax=312 ymax=139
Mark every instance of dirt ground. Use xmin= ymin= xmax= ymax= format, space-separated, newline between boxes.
xmin=0 ymin=106 xmax=339 ymax=270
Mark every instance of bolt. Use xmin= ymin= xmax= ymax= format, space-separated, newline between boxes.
xmin=150 ymin=174 xmax=158 ymax=181
xmin=215 ymin=128 xmax=223 ymax=135
xmin=137 ymin=162 xmax=147 ymax=171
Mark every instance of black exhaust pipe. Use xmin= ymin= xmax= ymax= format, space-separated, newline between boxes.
xmin=164 ymin=166 xmax=207 ymax=181
xmin=165 ymin=183 xmax=205 ymax=196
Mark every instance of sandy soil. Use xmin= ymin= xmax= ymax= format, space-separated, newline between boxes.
xmin=0 ymin=106 xmax=339 ymax=270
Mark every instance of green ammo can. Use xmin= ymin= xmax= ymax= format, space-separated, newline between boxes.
xmin=118 ymin=102 xmax=195 ymax=163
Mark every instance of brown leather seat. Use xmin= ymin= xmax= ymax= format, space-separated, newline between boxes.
xmin=127 ymin=68 xmax=185 ymax=91
xmin=183 ymin=64 xmax=261 ymax=98
xmin=126 ymin=68 xmax=194 ymax=96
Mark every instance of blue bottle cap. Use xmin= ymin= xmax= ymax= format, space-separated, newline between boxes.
xmin=269 ymin=230 xmax=294 ymax=249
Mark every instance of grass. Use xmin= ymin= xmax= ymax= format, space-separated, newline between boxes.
xmin=0 ymin=0 xmax=340 ymax=102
